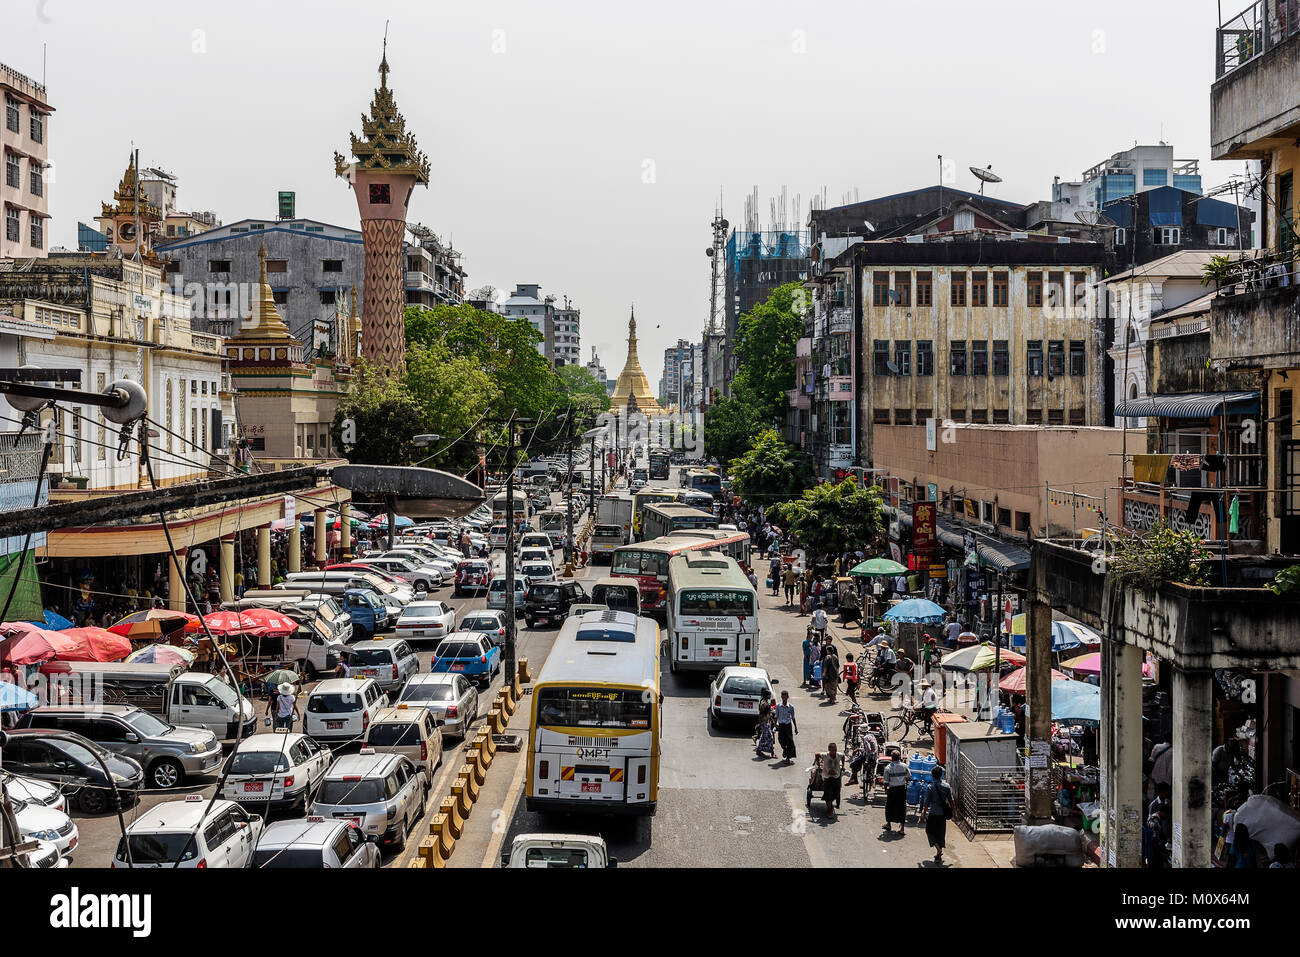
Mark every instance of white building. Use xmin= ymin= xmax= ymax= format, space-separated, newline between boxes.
xmin=502 ymin=283 xmax=554 ymax=364
xmin=553 ymin=298 xmax=581 ymax=367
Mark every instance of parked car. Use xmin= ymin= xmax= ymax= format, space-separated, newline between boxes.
xmin=486 ymin=575 xmax=527 ymax=616
xmin=219 ymin=732 xmax=332 ymax=814
xmin=502 ymin=833 xmax=618 ymax=868
xmin=396 ymin=673 xmax=479 ymax=739
xmin=26 ymin=840 xmax=66 ymax=869
xmin=358 ymin=556 xmax=442 ymax=593
xmin=519 ymin=561 xmax=557 ymax=586
xmin=2 ymin=768 xmax=67 ymax=814
xmin=394 ymin=601 xmax=457 ymax=643
xmin=11 ymin=794 xmax=78 ymax=859
xmin=337 ymin=588 xmax=390 ymax=638
xmin=252 ymin=817 xmax=380 ymax=868
xmin=112 ymin=797 xmax=263 ymax=868
xmin=454 ymin=559 xmax=492 ymax=596
xmin=489 ymin=524 xmax=509 ymax=548
xmin=524 ymin=579 xmax=588 ymax=629
xmin=303 ymin=677 xmax=390 ymax=744
xmin=708 ymin=666 xmax=777 ymax=728
xmin=1 ymin=729 xmax=144 ymax=814
xmin=309 ymin=751 xmax=427 ymax=850
xmin=518 ymin=532 xmax=554 ymax=556
xmin=429 ymin=632 xmax=502 ymax=688
xmin=345 ymin=639 xmax=419 ymax=691
xmin=16 ymin=704 xmax=223 ymax=790
xmin=516 ymin=547 xmax=552 ymax=568
xmin=458 ymin=609 xmax=507 ymax=647
xmin=362 ymin=706 xmax=443 ymax=780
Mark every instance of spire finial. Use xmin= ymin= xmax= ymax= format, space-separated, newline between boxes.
xmin=258 ymin=243 xmax=268 ymax=284
xmin=379 ymin=21 xmax=390 ymax=88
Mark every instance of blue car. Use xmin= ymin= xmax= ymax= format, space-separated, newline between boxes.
xmin=429 ymin=632 xmax=502 ymax=688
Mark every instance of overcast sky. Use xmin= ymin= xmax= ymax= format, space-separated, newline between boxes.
xmin=8 ymin=0 xmax=1245 ymax=387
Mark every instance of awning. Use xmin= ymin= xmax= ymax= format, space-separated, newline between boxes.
xmin=1196 ymin=196 xmax=1240 ymax=229
xmin=1116 ymin=391 xmax=1259 ymax=418
xmin=977 ymin=540 xmax=1031 ymax=572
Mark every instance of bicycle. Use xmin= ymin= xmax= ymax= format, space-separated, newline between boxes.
xmin=887 ymin=703 xmax=937 ymax=742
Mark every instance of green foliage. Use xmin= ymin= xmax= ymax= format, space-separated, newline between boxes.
xmin=1107 ymin=520 xmax=1212 ymax=591
xmin=728 ymin=429 xmax=814 ymax=503
xmin=404 ymin=341 xmax=499 ymax=470
xmin=704 ymin=380 xmax=771 ymax=465
xmin=1201 ymin=255 xmax=1241 ymax=288
xmin=332 ymin=361 xmax=426 ymax=467
xmin=1268 ymin=564 xmax=1300 ymax=596
xmin=555 ymin=364 xmax=611 ymax=434
xmin=768 ymin=477 xmax=884 ymax=559
xmin=733 ymin=282 xmax=806 ymax=415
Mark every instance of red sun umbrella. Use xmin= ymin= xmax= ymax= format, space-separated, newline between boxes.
xmin=997 ymin=666 xmax=1070 ymax=694
xmin=240 ymin=608 xmax=300 ymax=636
xmin=59 ymin=626 xmax=133 ymax=662
xmin=202 ymin=610 xmax=268 ymax=637
xmin=0 ymin=624 xmax=82 ymax=665
xmin=108 ymin=609 xmax=203 ymax=639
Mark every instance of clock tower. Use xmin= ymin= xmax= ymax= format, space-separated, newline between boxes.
xmin=334 ymin=44 xmax=429 ymax=368
xmin=100 ymin=154 xmax=163 ymax=260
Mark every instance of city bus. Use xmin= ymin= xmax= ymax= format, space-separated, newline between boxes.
xmin=610 ymin=529 xmax=751 ymax=614
xmin=641 ymin=502 xmax=718 ymax=542
xmin=491 ymin=489 xmax=533 ymax=525
xmin=665 ymin=551 xmax=758 ymax=674
xmin=648 ymin=447 xmax=671 ymax=481
xmin=631 ymin=487 xmax=681 ymax=539
xmin=682 ymin=468 xmax=722 ymax=497
xmin=663 ymin=528 xmax=752 ymax=574
xmin=526 ymin=610 xmax=661 ymax=815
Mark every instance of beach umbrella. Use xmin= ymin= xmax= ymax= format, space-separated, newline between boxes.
xmin=108 ymin=609 xmax=202 ymax=639
xmin=941 ymin=642 xmax=1026 ymax=674
xmin=28 ymin=609 xmax=74 ymax=631
xmin=999 ymin=666 xmax=1070 ymax=694
xmin=882 ymin=597 xmax=947 ymax=624
xmin=240 ymin=608 xmax=299 ymax=635
xmin=59 ymin=626 xmax=132 ymax=662
xmin=0 ymin=680 xmax=38 ymax=712
xmin=125 ymin=644 xmax=197 ymax=666
xmin=1007 ymin=614 xmax=1099 ymax=651
xmin=202 ymin=610 xmax=268 ymax=637
xmin=1050 ymin=680 xmax=1101 ymax=724
xmin=262 ymin=668 xmax=299 ymax=688
xmin=849 ymin=557 xmax=908 ymax=577
xmin=0 ymin=625 xmax=81 ymax=665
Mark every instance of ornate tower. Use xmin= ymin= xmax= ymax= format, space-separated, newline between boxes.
xmin=100 ymin=154 xmax=163 ymax=260
xmin=610 ymin=306 xmax=663 ymax=414
xmin=334 ymin=44 xmax=429 ymax=368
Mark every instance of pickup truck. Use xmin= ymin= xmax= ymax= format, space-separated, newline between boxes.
xmin=501 ymin=833 xmax=617 ymax=868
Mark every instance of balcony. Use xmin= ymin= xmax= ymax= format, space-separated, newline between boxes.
xmin=828 ymin=306 xmax=852 ymax=334
xmin=796 ymin=337 xmax=811 ymax=358
xmin=404 ymin=270 xmax=436 ymax=292
xmin=1120 ymin=483 xmax=1264 ymax=550
xmin=1211 ymin=0 xmax=1300 ymax=158
xmin=1208 ymin=255 xmax=1300 ymax=368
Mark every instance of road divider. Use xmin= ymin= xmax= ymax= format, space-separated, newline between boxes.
xmin=518 ymin=658 xmax=531 ymax=683
xmin=439 ymin=795 xmax=464 ymax=838
xmin=452 ymin=778 xmax=474 ymax=818
xmin=459 ymin=765 xmax=481 ymax=803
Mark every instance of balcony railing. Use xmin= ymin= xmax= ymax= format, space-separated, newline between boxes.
xmin=1120 ymin=483 xmax=1264 ymax=546
xmin=829 ymin=306 xmax=852 ymax=334
xmin=1208 ymin=249 xmax=1300 ymax=298
xmin=1217 ymin=0 xmax=1300 ymax=78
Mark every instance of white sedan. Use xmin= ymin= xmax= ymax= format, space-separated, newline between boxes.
xmin=458 ymin=609 xmax=507 ymax=647
xmin=519 ymin=562 xmax=556 ymax=586
xmin=395 ymin=600 xmax=457 ymax=641
xmin=708 ymin=666 xmax=777 ymax=728
xmin=12 ymin=794 xmax=78 ymax=859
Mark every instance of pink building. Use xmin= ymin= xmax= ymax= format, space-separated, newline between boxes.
xmin=2 ymin=61 xmax=52 ymax=259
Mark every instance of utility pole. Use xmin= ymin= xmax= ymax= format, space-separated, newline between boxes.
xmin=564 ymin=414 xmax=575 ymax=575
xmin=503 ymin=422 xmax=519 ymax=686
xmin=589 ymin=434 xmax=596 ymax=516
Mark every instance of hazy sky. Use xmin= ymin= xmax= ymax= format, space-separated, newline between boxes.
xmin=8 ymin=0 xmax=1245 ymax=387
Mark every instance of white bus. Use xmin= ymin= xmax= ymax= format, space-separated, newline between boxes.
xmin=666 ymin=551 xmax=758 ymax=674
xmin=526 ymin=610 xmax=661 ymax=816
xmin=491 ymin=489 xmax=532 ymax=525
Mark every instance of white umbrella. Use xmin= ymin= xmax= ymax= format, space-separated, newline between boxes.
xmin=1234 ymin=794 xmax=1300 ymax=854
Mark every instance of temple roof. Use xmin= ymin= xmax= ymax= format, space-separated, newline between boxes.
xmin=233 ymin=244 xmax=294 ymax=342
xmin=610 ymin=306 xmax=662 ymax=413
xmin=100 ymin=154 xmax=163 ymax=222
xmin=334 ymin=44 xmax=430 ymax=184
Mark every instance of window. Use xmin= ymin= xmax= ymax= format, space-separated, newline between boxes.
xmin=992 ymin=408 xmax=1010 ymax=424
xmin=971 ymin=409 xmax=988 ymax=423
xmin=320 ymin=291 xmax=337 ymax=304
xmin=191 ymin=380 xmax=198 ymax=395
xmin=971 ymin=271 xmax=988 ymax=307
xmin=950 ymin=340 xmax=967 ymax=376
xmin=894 ymin=340 xmax=911 ymax=376
xmin=1142 ymin=168 xmax=1167 ymax=187
xmin=916 ymin=407 xmax=932 ymax=423
xmin=249 ymin=437 xmax=266 ymax=452
xmin=893 ymin=272 xmax=911 ymax=307
xmin=5 ymin=206 xmax=18 ymax=243
xmin=368 ymin=183 xmax=391 ymax=204
xmin=950 ymin=409 xmax=967 ymax=422
xmin=1072 ymin=272 xmax=1088 ymax=309
xmin=5 ymin=152 xmax=20 ymax=189
xmin=873 ymin=340 xmax=890 ymax=376
xmin=1215 ymin=227 xmax=1228 ymax=246
xmin=951 ymin=271 xmax=967 ymax=306
xmin=992 ymin=340 xmax=1009 ymax=376
xmin=29 ymin=110 xmax=43 ymax=143
xmin=1026 ymin=341 xmax=1043 ymax=377
xmin=266 ymin=259 xmax=288 ymax=273
xmin=1026 ymin=408 xmax=1043 ymax=424
xmin=272 ymin=291 xmax=288 ymax=305
xmin=1069 ymin=407 xmax=1085 ymax=425
xmin=29 ymin=217 xmax=42 ymax=249
xmin=1026 ymin=271 xmax=1043 ymax=308
xmin=872 ymin=272 xmax=890 ymax=307
xmin=992 ymin=272 xmax=1009 ymax=307
xmin=1155 ymin=226 xmax=1180 ymax=245
xmin=916 ymin=272 xmax=932 ymax=307
xmin=5 ymin=96 xmax=18 ymax=133
xmin=1047 ymin=340 xmax=1065 ymax=377
xmin=209 ymin=260 xmax=231 ymax=273
xmin=30 ymin=164 xmax=42 ymax=197
xmin=916 ymin=340 xmax=934 ymax=376
xmin=998 ymin=507 xmax=1011 ymax=528
xmin=873 ymin=408 xmax=891 ymax=424
xmin=971 ymin=341 xmax=988 ymax=376
xmin=1114 ymin=227 xmax=1127 ymax=248
xmin=1047 ymin=272 xmax=1064 ymax=310
xmin=1048 ymin=409 xmax=1065 ymax=425
xmin=323 ymin=259 xmax=344 ymax=272
xmin=895 ymin=409 xmax=912 ymax=425
xmin=1016 ymin=512 xmax=1031 ymax=533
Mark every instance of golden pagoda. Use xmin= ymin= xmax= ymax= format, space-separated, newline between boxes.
xmin=610 ymin=307 xmax=662 ymax=413
xmin=223 ymin=245 xmax=305 ymax=367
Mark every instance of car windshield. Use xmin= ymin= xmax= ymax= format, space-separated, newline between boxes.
xmin=594 ymin=525 xmax=622 ymax=537
xmin=591 ymin=584 xmax=637 ymax=611
xmin=402 ymin=604 xmax=443 ymax=618
xmin=434 ymin=641 xmax=479 ymax=660
xmin=316 ymin=778 xmax=385 ymax=805
xmin=367 ymin=722 xmax=423 ymax=747
xmin=722 ymin=676 xmax=768 ymax=695
xmin=117 ymin=832 xmax=199 ymax=863
xmin=307 ymin=693 xmax=363 ymax=713
xmin=49 ymin=737 xmax=103 ymax=767
xmin=523 ymin=566 xmax=552 ymax=577
xmin=200 ymin=677 xmax=241 ymax=707
xmin=349 ymin=650 xmax=393 ymax=666
xmin=535 ymin=686 xmax=652 ymax=729
xmin=400 ymin=683 xmax=456 ymax=703
xmin=529 ymin=584 xmax=561 ymax=600
xmin=252 ymin=847 xmax=326 ymax=868
xmin=678 ymin=589 xmax=754 ymax=617
xmin=612 ymin=549 xmax=666 ymax=578
xmin=122 ymin=709 xmax=173 ymax=736
xmin=229 ymin=750 xmax=289 ymax=774
xmin=462 ymin=617 xmax=497 ymax=631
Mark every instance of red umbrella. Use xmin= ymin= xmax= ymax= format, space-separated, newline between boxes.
xmin=108 ymin=609 xmax=203 ymax=639
xmin=998 ymin=666 xmax=1070 ymax=694
xmin=0 ymin=624 xmax=81 ymax=665
xmin=202 ymin=610 xmax=268 ymax=637
xmin=59 ymin=626 xmax=132 ymax=662
xmin=240 ymin=608 xmax=300 ymax=636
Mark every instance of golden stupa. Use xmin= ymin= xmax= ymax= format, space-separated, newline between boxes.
xmin=610 ymin=307 xmax=662 ymax=413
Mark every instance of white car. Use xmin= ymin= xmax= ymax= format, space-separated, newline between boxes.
xmin=458 ymin=609 xmax=507 ymax=647
xmin=309 ymin=751 xmax=427 ymax=850
xmin=303 ymin=677 xmax=391 ymax=742
xmin=395 ymin=600 xmax=457 ymax=642
xmin=518 ymin=532 xmax=554 ymax=556
xmin=11 ymin=794 xmax=78 ymax=859
xmin=27 ymin=840 xmax=66 ymax=868
xmin=1 ymin=769 xmax=67 ymax=814
xmin=358 ymin=557 xmax=443 ymax=593
xmin=112 ymin=797 xmax=263 ymax=868
xmin=253 ymin=818 xmax=380 ymax=868
xmin=520 ymin=562 xmax=556 ymax=586
xmin=219 ymin=732 xmax=333 ymax=814
xmin=382 ymin=548 xmax=457 ymax=576
xmin=708 ymin=666 xmax=777 ymax=728
xmin=502 ymin=833 xmax=617 ymax=868
xmin=489 ymin=524 xmax=509 ymax=548
xmin=397 ymin=674 xmax=479 ymax=738
xmin=516 ymin=547 xmax=552 ymax=569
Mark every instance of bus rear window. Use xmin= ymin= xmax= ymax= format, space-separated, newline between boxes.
xmin=678 ymin=590 xmax=753 ymax=617
xmin=535 ymin=687 xmax=652 ymax=729
xmin=612 ymin=551 xmax=665 ymax=578
xmin=590 ymin=584 xmax=638 ymax=611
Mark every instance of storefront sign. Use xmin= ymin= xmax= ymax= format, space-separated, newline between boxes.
xmin=966 ymin=569 xmax=985 ymax=604
xmin=888 ymin=477 xmax=900 ymax=507
xmin=925 ymin=417 xmax=936 ymax=451
xmin=963 ymin=530 xmax=977 ymax=560
xmin=927 ymin=483 xmax=938 ymax=502
xmin=911 ymin=501 xmax=937 ymax=554
xmin=828 ymin=444 xmax=853 ymax=468
xmin=284 ymin=495 xmax=295 ymax=525
xmin=928 ymin=564 xmax=947 ymax=579
xmin=1003 ymin=597 xmax=1014 ymax=635
xmin=889 ymin=542 xmax=903 ymax=564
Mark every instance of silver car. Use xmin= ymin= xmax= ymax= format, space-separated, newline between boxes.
xmin=396 ymin=673 xmax=479 ymax=738
xmin=252 ymin=818 xmax=380 ymax=869
xmin=309 ymin=751 xmax=427 ymax=850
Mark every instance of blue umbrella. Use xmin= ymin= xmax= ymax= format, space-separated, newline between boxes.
xmin=1050 ymin=680 xmax=1100 ymax=724
xmin=28 ymin=609 xmax=73 ymax=631
xmin=393 ymin=515 xmax=415 ymax=528
xmin=1006 ymin=619 xmax=1094 ymax=652
xmin=0 ymin=681 xmax=38 ymax=712
xmin=882 ymin=597 xmax=947 ymax=624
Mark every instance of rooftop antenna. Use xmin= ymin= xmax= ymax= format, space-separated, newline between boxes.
xmin=970 ymin=164 xmax=1002 ymax=198
xmin=1074 ymin=209 xmax=1116 ymax=228
xmin=937 ymin=155 xmax=944 ymax=212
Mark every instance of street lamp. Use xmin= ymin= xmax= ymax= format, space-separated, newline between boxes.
xmin=583 ymin=427 xmax=604 ymax=518
xmin=412 ymin=433 xmax=443 ymax=447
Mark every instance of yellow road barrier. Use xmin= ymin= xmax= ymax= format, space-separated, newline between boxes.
xmin=439 ymin=795 xmax=464 ymax=839
xmin=518 ymin=658 xmax=531 ymax=683
xmin=467 ymin=750 xmax=487 ymax=786
xmin=452 ymin=779 xmax=473 ymax=818
xmin=431 ymin=813 xmax=455 ymax=862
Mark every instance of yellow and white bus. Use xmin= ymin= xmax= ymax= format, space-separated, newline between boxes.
xmin=526 ymin=610 xmax=661 ymax=815
xmin=640 ymin=502 xmax=718 ymax=542
xmin=666 ymin=551 xmax=758 ymax=674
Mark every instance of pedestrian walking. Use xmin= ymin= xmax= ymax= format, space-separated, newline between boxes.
xmin=810 ymin=645 xmax=824 ymax=693
xmin=811 ymin=605 xmax=828 ymax=643
xmin=268 ymin=682 xmax=299 ymax=732
xmin=822 ymin=643 xmax=840 ymax=705
xmin=801 ymin=628 xmax=814 ymax=687
xmin=841 ymin=653 xmax=859 ymax=705
xmin=919 ymin=765 xmax=954 ymax=863
xmin=768 ymin=556 xmax=781 ymax=596
xmin=775 ymin=691 xmax=798 ymax=763
xmin=754 ymin=712 xmax=776 ymax=759
xmin=882 ymin=751 xmax=909 ymax=833
xmin=782 ymin=566 xmax=797 ymax=606
xmin=818 ymin=744 xmax=843 ymax=818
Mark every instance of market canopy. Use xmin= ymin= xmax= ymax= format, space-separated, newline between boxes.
xmin=28 ymin=609 xmax=73 ymax=631
xmin=108 ymin=609 xmax=203 ymax=639
xmin=202 ymin=610 xmax=270 ymax=637
xmin=1115 ymin=391 xmax=1259 ymax=419
xmin=850 ymin=558 xmax=908 ymax=577
xmin=60 ymin=626 xmax=132 ymax=662
xmin=1007 ymin=615 xmax=1099 ymax=652
xmin=882 ymin=597 xmax=947 ymax=624
xmin=1050 ymin=680 xmax=1100 ymax=724
xmin=999 ymin=666 xmax=1070 ymax=694
xmin=941 ymin=643 xmax=1025 ymax=674
xmin=125 ymin=643 xmax=197 ymax=667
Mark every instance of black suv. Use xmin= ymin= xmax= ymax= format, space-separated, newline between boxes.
xmin=2 ymin=729 xmax=145 ymax=814
xmin=524 ymin=579 xmax=588 ymax=629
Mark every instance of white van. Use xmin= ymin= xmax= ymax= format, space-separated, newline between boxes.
xmin=113 ymin=797 xmax=264 ymax=869
xmin=303 ymin=678 xmax=389 ymax=746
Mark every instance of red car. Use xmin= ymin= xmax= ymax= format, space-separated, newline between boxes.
xmin=454 ymin=559 xmax=492 ymax=597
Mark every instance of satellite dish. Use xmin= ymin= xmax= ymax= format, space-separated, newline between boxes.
xmin=886 ymin=361 xmax=900 ymax=376
xmin=970 ymin=165 xmax=1002 ymax=198
xmin=1074 ymin=210 xmax=1117 ymax=228
xmin=720 ymin=219 xmax=729 ymax=230
xmin=705 ymin=247 xmax=715 ymax=257
xmin=863 ymin=220 xmax=876 ymax=232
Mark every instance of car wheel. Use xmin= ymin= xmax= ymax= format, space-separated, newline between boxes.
xmin=390 ymin=816 xmax=408 ymax=851
xmin=149 ymin=758 xmax=184 ymax=790
xmin=708 ymin=707 xmax=718 ymax=729
xmin=77 ymin=786 xmax=109 ymax=815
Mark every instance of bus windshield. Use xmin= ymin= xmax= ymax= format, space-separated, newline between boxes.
xmin=535 ymin=687 xmax=652 ymax=729
xmin=612 ymin=549 xmax=666 ymax=579
xmin=689 ymin=474 xmax=721 ymax=494
xmin=678 ymin=589 xmax=753 ymax=617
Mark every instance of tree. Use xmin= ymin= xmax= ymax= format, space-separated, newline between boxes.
xmin=703 ymin=380 xmax=770 ymax=465
xmin=728 ymin=429 xmax=814 ymax=504
xmin=733 ymin=281 xmax=806 ymax=419
xmin=769 ymin=477 xmax=884 ymax=560
xmin=1108 ymin=520 xmax=1212 ymax=592
xmin=404 ymin=341 xmax=499 ymax=471
xmin=331 ymin=361 xmax=426 ymax=467
xmin=556 ymin=363 xmax=611 ymax=426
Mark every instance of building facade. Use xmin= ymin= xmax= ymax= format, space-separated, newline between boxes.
xmin=502 ymin=283 xmax=554 ymax=363
xmin=2 ymin=61 xmax=52 ymax=260
xmin=552 ymin=299 xmax=581 ymax=367
xmin=404 ymin=224 xmax=465 ymax=309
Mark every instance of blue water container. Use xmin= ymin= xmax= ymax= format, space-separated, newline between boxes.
xmin=908 ymin=752 xmax=937 ymax=781
xmin=906 ymin=778 xmax=926 ymax=805
xmin=997 ymin=709 xmax=1016 ymax=734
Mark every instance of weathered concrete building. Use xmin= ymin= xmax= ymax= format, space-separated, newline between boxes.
xmin=1 ymin=60 xmax=52 ymax=260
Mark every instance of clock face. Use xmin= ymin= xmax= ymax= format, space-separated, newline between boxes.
xmin=118 ymin=221 xmax=138 ymax=242
xmin=368 ymin=183 xmax=391 ymax=205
